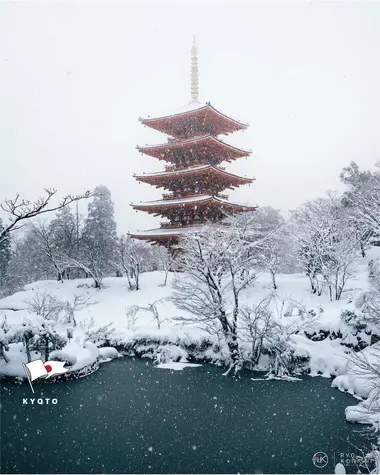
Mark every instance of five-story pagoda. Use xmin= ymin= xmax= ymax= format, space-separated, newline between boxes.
xmin=131 ymin=37 xmax=256 ymax=245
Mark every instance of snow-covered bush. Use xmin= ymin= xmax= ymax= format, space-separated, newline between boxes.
xmin=0 ymin=314 xmax=10 ymax=362
xmin=239 ymin=296 xmax=316 ymax=376
xmin=24 ymin=291 xmax=65 ymax=321
xmin=79 ymin=316 xmax=115 ymax=346
xmin=62 ymin=294 xmax=96 ymax=327
xmin=49 ymin=348 xmax=77 ymax=366
xmin=127 ymin=300 xmax=168 ymax=330
xmin=239 ymin=298 xmax=277 ymax=365
xmin=11 ymin=314 xmax=67 ymax=362
xmin=342 ymin=259 xmax=380 ymax=350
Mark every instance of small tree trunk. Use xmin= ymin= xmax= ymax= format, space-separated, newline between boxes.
xmin=135 ymin=265 xmax=140 ymax=291
xmin=220 ymin=313 xmax=239 ymax=369
xmin=44 ymin=336 xmax=49 ymax=361
xmin=0 ymin=344 xmax=9 ymax=363
xmin=271 ymin=270 xmax=277 ymax=290
xmin=24 ymin=336 xmax=31 ymax=363
xmin=227 ymin=334 xmax=239 ymax=366
xmin=308 ymin=274 xmax=316 ymax=294
xmin=164 ymin=268 xmax=169 ymax=286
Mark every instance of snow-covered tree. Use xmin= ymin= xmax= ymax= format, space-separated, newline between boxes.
xmin=230 ymin=207 xmax=294 ymax=285
xmin=49 ymin=206 xmax=85 ymax=279
xmin=29 ymin=222 xmax=69 ymax=282
xmin=155 ymin=246 xmax=173 ymax=286
xmin=55 ymin=254 xmax=104 ymax=289
xmin=257 ymin=229 xmax=291 ymax=289
xmin=8 ymin=230 xmax=56 ymax=287
xmin=340 ymin=161 xmax=380 ymax=246
xmin=114 ymin=235 xmax=148 ymax=290
xmin=172 ymin=221 xmax=258 ymax=370
xmin=290 ymin=193 xmax=360 ymax=300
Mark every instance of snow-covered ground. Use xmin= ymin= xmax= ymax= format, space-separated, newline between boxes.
xmin=1 ymin=247 xmax=379 ymax=428
xmin=0 ymin=270 xmax=352 ymax=376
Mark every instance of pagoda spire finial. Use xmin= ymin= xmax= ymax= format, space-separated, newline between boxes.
xmin=190 ymin=35 xmax=200 ymax=104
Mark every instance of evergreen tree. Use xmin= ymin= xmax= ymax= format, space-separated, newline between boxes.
xmin=50 ymin=206 xmax=78 ymax=257
xmin=340 ymin=161 xmax=380 ymax=247
xmin=0 ymin=218 xmax=11 ymax=289
xmin=82 ymin=186 xmax=118 ymax=282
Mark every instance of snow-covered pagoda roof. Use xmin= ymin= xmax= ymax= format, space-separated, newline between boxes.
xmin=134 ymin=165 xmax=254 ymax=187
xmin=139 ymin=103 xmax=248 ymax=139
xmin=137 ymin=135 xmax=250 ymax=163
xmin=131 ymin=194 xmax=257 ymax=213
xmin=129 ymin=225 xmax=203 ymax=241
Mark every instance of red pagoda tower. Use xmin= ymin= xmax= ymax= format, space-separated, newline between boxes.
xmin=131 ymin=38 xmax=256 ymax=245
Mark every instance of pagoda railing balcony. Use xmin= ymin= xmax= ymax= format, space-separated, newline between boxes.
xmin=164 ymin=164 xmax=179 ymax=172
xmin=160 ymin=222 xmax=202 ymax=229
xmin=160 ymin=222 xmax=174 ymax=228
xmin=164 ymin=164 xmax=226 ymax=172
xmin=162 ymin=193 xmax=174 ymax=200
xmin=216 ymin=193 xmax=229 ymax=200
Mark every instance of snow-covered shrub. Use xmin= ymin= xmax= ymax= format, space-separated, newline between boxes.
xmin=24 ymin=291 xmax=65 ymax=321
xmin=125 ymin=305 xmax=139 ymax=330
xmin=98 ymin=347 xmax=121 ymax=361
xmin=11 ymin=314 xmax=67 ymax=362
xmin=239 ymin=296 xmax=314 ymax=375
xmin=239 ymin=298 xmax=276 ymax=365
xmin=339 ymin=309 xmax=371 ymax=351
xmin=79 ymin=316 xmax=115 ymax=346
xmin=343 ymin=261 xmax=380 ymax=349
xmin=127 ymin=300 xmax=168 ymax=330
xmin=150 ymin=344 xmax=188 ymax=364
xmin=49 ymin=348 xmax=77 ymax=366
xmin=0 ymin=314 xmax=10 ymax=362
xmin=61 ymin=294 xmax=96 ymax=327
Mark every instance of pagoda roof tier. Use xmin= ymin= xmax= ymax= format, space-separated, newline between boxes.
xmin=139 ymin=103 xmax=248 ymax=139
xmin=134 ymin=165 xmax=254 ymax=188
xmin=129 ymin=225 xmax=202 ymax=241
xmin=131 ymin=194 xmax=256 ymax=215
xmin=137 ymin=135 xmax=250 ymax=163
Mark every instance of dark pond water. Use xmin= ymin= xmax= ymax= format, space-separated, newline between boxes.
xmin=0 ymin=358 xmax=372 ymax=474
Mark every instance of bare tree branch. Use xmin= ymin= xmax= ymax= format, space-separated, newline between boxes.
xmin=0 ymin=188 xmax=93 ymax=243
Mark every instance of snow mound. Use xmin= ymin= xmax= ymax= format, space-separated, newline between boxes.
xmin=156 ymin=362 xmax=202 ymax=371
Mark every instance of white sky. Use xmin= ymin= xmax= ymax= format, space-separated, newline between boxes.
xmin=0 ymin=0 xmax=379 ymax=234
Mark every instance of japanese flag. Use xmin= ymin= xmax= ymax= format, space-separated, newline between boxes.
xmin=24 ymin=359 xmax=68 ymax=381
xmin=44 ymin=360 xmax=68 ymax=378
